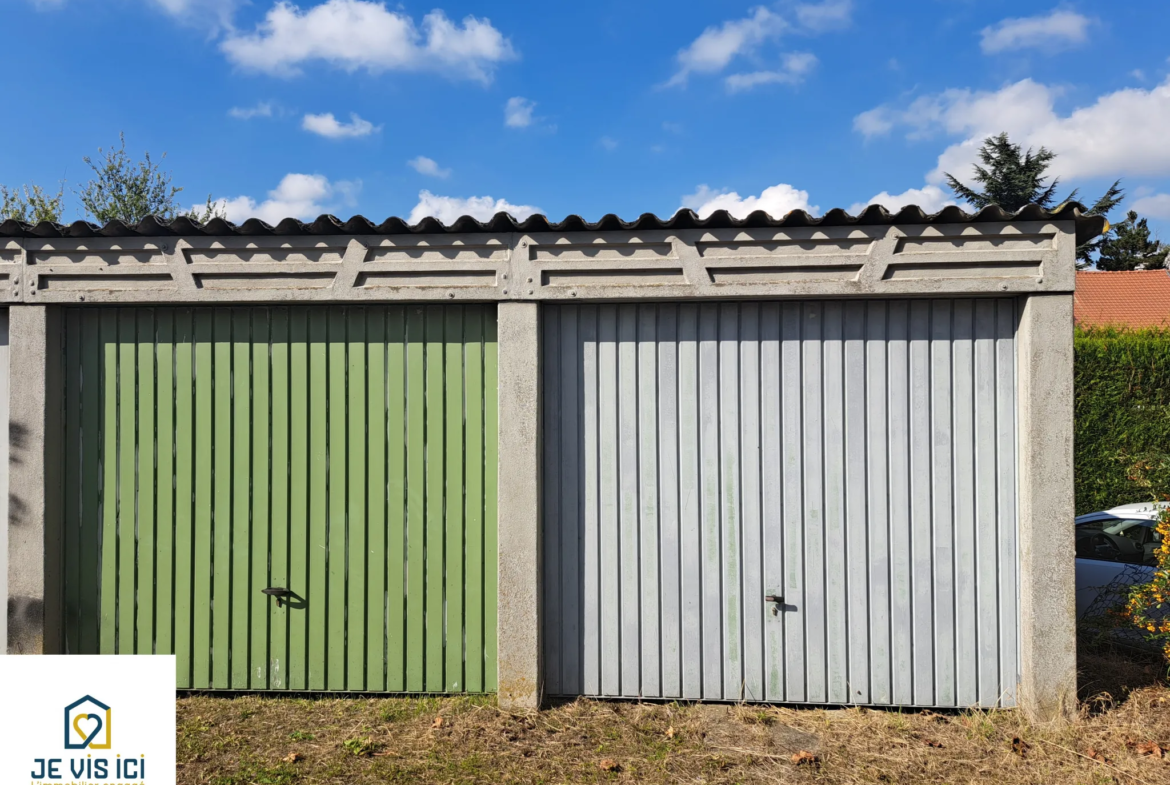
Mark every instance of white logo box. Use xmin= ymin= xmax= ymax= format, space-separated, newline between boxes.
xmin=0 ymin=656 xmax=176 ymax=784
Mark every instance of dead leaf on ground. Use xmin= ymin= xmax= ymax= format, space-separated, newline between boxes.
xmin=1134 ymin=741 xmax=1165 ymax=758
xmin=432 ymin=716 xmax=445 ymax=729
xmin=1085 ymin=747 xmax=1110 ymax=763
xmin=923 ymin=739 xmax=943 ymax=748
xmin=282 ymin=752 xmax=303 ymax=764
xmin=791 ymin=750 xmax=819 ymax=766
xmin=598 ymin=758 xmax=620 ymax=772
xmin=1011 ymin=737 xmax=1030 ymax=757
xmin=372 ymin=751 xmax=400 ymax=758
xmin=665 ymin=726 xmax=676 ymax=739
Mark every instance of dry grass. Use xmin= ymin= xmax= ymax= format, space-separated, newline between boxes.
xmin=178 ymin=645 xmax=1170 ymax=785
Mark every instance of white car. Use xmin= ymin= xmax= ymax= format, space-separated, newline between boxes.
xmin=1075 ymin=502 xmax=1164 ymax=619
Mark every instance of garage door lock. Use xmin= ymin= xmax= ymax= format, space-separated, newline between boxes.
xmin=765 ymin=595 xmax=784 ymax=615
xmin=262 ymin=587 xmax=293 ymax=608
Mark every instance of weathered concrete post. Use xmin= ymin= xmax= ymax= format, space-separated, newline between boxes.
xmin=0 ymin=310 xmax=8 ymax=654
xmin=7 ymin=305 xmax=64 ymax=655
xmin=496 ymin=301 xmax=542 ymax=709
xmin=1017 ymin=292 xmax=1077 ymax=723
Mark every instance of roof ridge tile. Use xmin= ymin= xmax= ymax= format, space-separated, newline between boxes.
xmin=0 ymin=202 xmax=1105 ymax=245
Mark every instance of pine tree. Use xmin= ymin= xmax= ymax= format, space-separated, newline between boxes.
xmin=1095 ymin=211 xmax=1168 ymax=271
xmin=1071 ymin=181 xmax=1126 ymax=266
xmin=945 ymin=133 xmax=1063 ymax=211
xmin=945 ymin=132 xmax=1123 ymax=217
xmin=945 ymin=132 xmax=1124 ymax=265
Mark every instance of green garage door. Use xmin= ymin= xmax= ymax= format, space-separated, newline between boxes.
xmin=60 ymin=306 xmax=498 ymax=693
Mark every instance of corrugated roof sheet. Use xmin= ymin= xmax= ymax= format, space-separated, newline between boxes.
xmin=1075 ymin=269 xmax=1170 ymax=329
xmin=0 ymin=202 xmax=1106 ymax=246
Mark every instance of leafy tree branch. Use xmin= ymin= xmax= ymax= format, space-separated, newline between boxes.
xmin=0 ymin=182 xmax=65 ymax=224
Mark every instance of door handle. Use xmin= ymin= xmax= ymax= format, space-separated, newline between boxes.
xmin=262 ymin=587 xmax=293 ymax=608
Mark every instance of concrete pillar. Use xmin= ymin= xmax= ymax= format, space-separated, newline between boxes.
xmin=496 ymin=302 xmax=542 ymax=710
xmin=1016 ymin=293 xmax=1077 ymax=723
xmin=6 ymin=305 xmax=64 ymax=655
xmin=0 ymin=310 xmax=8 ymax=655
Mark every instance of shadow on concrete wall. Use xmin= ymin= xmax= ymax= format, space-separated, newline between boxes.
xmin=8 ymin=418 xmax=41 ymax=653
xmin=8 ymin=421 xmax=27 ymax=524
xmin=7 ymin=596 xmax=43 ymax=654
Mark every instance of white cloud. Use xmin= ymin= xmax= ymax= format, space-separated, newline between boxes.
xmin=681 ymin=182 xmax=818 ymax=219
xmin=220 ymin=0 xmax=516 ymax=81
xmin=504 ymin=96 xmax=536 ymax=128
xmin=145 ymin=0 xmax=241 ymax=31
xmin=854 ymin=79 xmax=1058 ymax=143
xmin=662 ymin=121 xmax=684 ymax=134
xmin=854 ymin=76 xmax=1170 ymax=184
xmin=213 ymin=173 xmax=361 ymax=224
xmin=598 ymin=136 xmax=618 ymax=151
xmin=980 ymin=10 xmax=1091 ymax=54
xmin=151 ymin=0 xmax=237 ymax=15
xmin=32 ymin=0 xmax=239 ymax=17
xmin=302 ymin=111 xmax=380 ymax=138
xmin=1133 ymin=193 xmax=1170 ymax=220
xmin=794 ymin=0 xmax=853 ymax=32
xmin=150 ymin=0 xmax=234 ymax=12
xmin=228 ymin=101 xmax=275 ymax=120
xmin=666 ymin=1 xmax=851 ymax=87
xmin=848 ymin=184 xmax=954 ymax=215
xmin=725 ymin=51 xmax=817 ymax=91
xmin=852 ymin=106 xmax=895 ymax=137
xmin=668 ymin=6 xmax=786 ymax=87
xmin=407 ymin=156 xmax=452 ymax=178
xmin=408 ymin=190 xmax=540 ymax=224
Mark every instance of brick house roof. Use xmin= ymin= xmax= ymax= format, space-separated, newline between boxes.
xmin=1074 ymin=270 xmax=1170 ymax=329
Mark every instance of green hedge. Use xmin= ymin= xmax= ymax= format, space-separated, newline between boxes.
xmin=1075 ymin=326 xmax=1170 ymax=514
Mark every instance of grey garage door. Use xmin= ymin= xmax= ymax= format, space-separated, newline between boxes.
xmin=541 ymin=300 xmax=1019 ymax=708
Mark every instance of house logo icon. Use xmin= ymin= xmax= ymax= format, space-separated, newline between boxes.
xmin=64 ymin=696 xmax=111 ymax=750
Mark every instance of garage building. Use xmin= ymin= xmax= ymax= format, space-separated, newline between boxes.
xmin=1 ymin=204 xmax=1098 ymax=722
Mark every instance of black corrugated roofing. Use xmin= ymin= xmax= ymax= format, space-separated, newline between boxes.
xmin=0 ymin=202 xmax=1106 ymax=246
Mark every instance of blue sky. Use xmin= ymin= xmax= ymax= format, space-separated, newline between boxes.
xmin=4 ymin=0 xmax=1170 ymax=232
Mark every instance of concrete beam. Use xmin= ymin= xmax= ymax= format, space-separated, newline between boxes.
xmin=14 ymin=222 xmax=1077 ymax=305
xmin=6 ymin=305 xmax=64 ymax=655
xmin=496 ymin=302 xmax=542 ymax=710
xmin=1016 ymin=293 xmax=1077 ymax=723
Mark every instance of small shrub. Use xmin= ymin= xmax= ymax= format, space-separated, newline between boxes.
xmin=740 ymin=710 xmax=775 ymax=726
xmin=1118 ymin=453 xmax=1170 ymax=662
xmin=1124 ymin=506 xmax=1170 ymax=660
xmin=342 ymin=737 xmax=378 ymax=757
